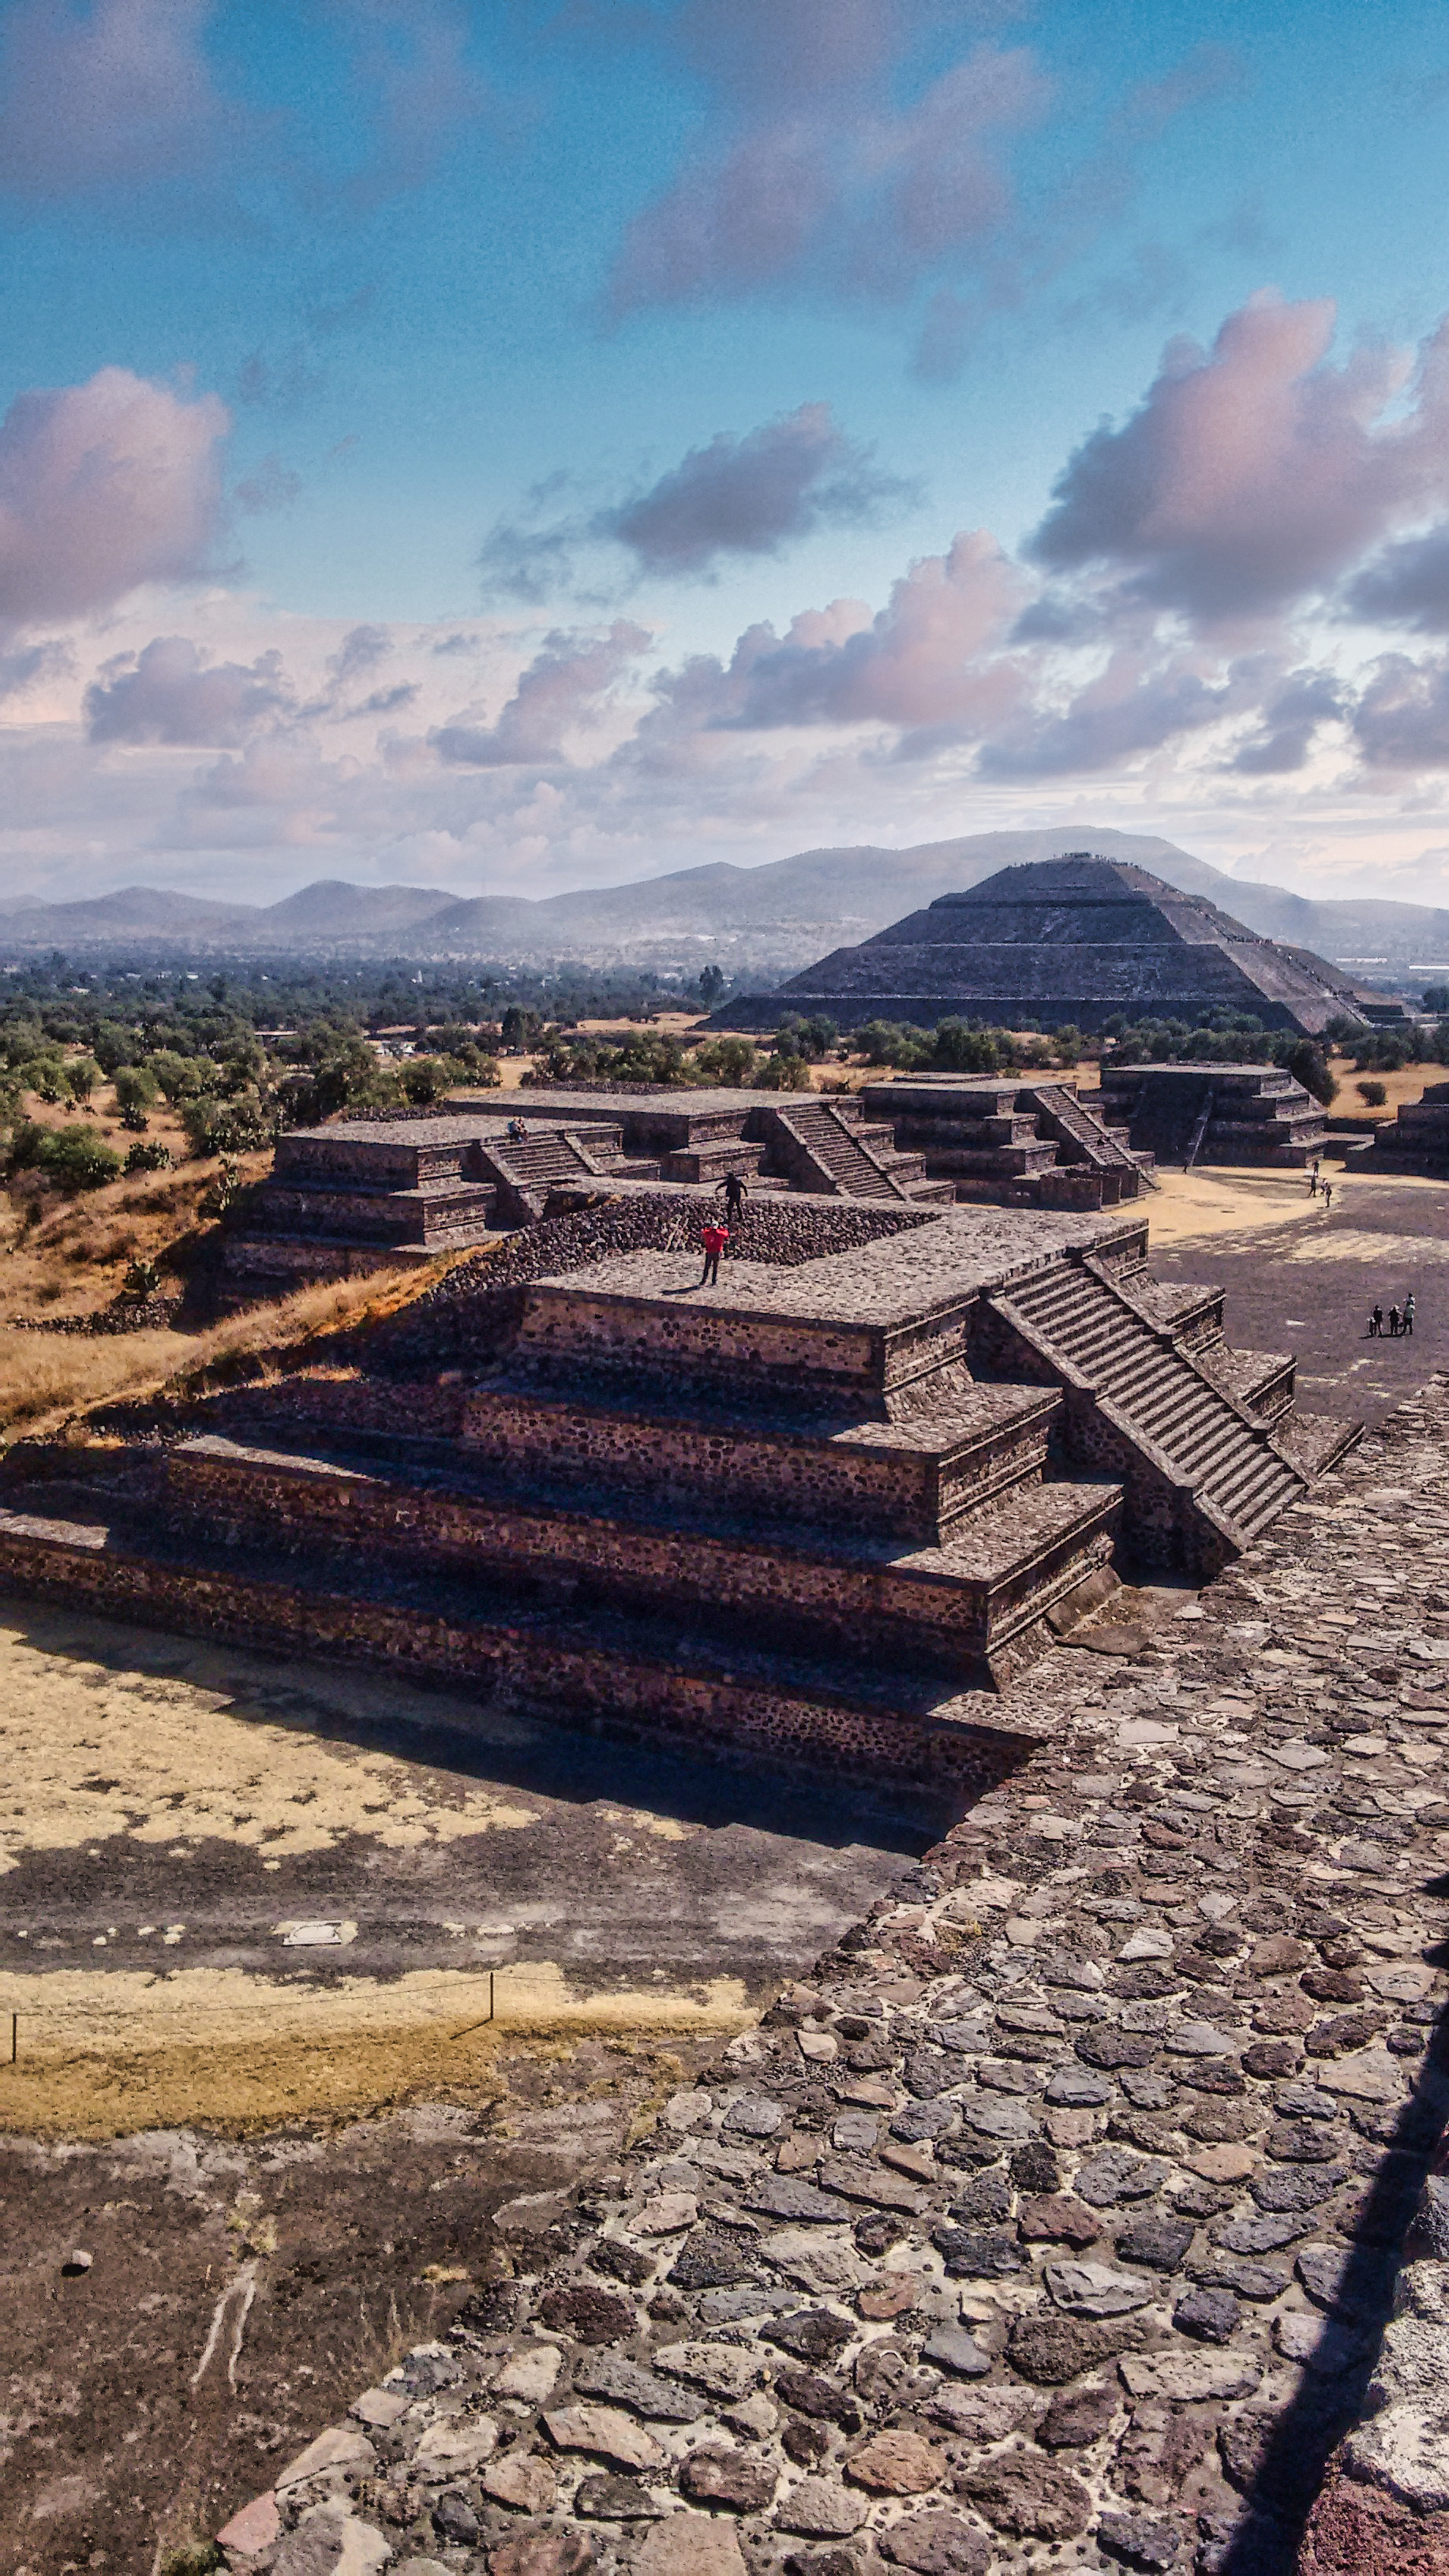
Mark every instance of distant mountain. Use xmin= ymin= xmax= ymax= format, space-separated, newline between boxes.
xmin=3 ymin=829 xmax=1447 ymax=984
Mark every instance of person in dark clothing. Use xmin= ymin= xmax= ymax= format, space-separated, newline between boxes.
xmin=717 ymin=1170 xmax=747 ymax=1221
xmin=1370 ymin=1305 xmax=1383 ymax=1337
xmin=700 ymin=1221 xmax=728 ymax=1285
xmin=1388 ymin=1305 xmax=1401 ymax=1337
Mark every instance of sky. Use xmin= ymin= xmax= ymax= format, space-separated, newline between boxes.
xmin=2 ymin=0 xmax=1449 ymax=912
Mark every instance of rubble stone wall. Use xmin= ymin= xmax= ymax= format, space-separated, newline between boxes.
xmin=0 ymin=1517 xmax=1020 ymax=1790
xmin=159 ymin=1443 xmax=1110 ymax=1668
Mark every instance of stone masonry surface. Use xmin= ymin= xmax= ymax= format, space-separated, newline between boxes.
xmin=214 ymin=1376 xmax=1449 ymax=2576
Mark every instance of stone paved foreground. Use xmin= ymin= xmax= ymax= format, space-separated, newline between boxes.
xmin=217 ymin=1379 xmax=1449 ymax=2576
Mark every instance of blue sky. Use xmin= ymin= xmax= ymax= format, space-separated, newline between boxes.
xmin=1 ymin=0 xmax=1448 ymax=908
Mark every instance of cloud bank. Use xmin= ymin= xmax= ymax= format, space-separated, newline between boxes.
xmin=9 ymin=299 xmax=1449 ymax=908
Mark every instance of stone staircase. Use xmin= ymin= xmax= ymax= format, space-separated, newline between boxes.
xmin=757 ymin=1098 xmax=951 ymax=1204
xmin=477 ymin=1126 xmax=618 ymax=1219
xmin=984 ymin=1252 xmax=1332 ymax=1559
xmin=859 ymin=1079 xmax=1154 ymax=1209
xmin=1029 ymin=1082 xmax=1155 ymax=1190
xmin=1094 ymin=1062 xmax=1328 ymax=1167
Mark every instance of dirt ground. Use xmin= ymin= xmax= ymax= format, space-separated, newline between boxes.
xmin=0 ymin=1601 xmax=938 ymax=2571
xmin=1148 ymin=1165 xmax=1449 ymax=1424
xmin=1 ymin=2046 xmax=723 ymax=2576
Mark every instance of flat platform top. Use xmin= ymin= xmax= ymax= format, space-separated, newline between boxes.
xmin=532 ymin=1202 xmax=1143 ymax=1331
xmin=862 ymin=1076 xmax=1077 ymax=1110
xmin=445 ymin=1087 xmax=810 ymax=1120
xmin=283 ymin=1114 xmax=621 ymax=1147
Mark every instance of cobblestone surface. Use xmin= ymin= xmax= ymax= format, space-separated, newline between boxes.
xmin=215 ymin=1379 xmax=1449 ymax=2576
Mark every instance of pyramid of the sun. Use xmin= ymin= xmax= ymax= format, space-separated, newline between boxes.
xmin=721 ymin=852 xmax=1368 ymax=1035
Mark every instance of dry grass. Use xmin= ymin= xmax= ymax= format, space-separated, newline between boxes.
xmin=1325 ymin=1052 xmax=1443 ymax=1121
xmin=0 ymin=1148 xmax=272 ymax=1326
xmin=0 ymin=1257 xmax=425 ymax=1447
xmin=0 ymin=1324 xmax=198 ymax=1442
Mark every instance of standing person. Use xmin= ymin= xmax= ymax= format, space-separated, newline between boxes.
xmin=1370 ymin=1305 xmax=1383 ymax=1337
xmin=1405 ymin=1293 xmax=1416 ymax=1336
xmin=716 ymin=1170 xmax=747 ymax=1222
xmin=1307 ymin=1168 xmax=1318 ymax=1196
xmin=1322 ymin=1179 xmax=1333 ymax=1211
xmin=699 ymin=1219 xmax=728 ymax=1286
xmin=1388 ymin=1305 xmax=1401 ymax=1338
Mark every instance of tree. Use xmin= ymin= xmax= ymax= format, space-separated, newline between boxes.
xmin=180 ymin=1091 xmax=275 ymax=1155
xmin=689 ymin=1036 xmax=755 ymax=1087
xmin=1280 ymin=1039 xmax=1338 ymax=1107
xmin=1423 ymin=987 xmax=1449 ymax=1013
xmin=752 ymin=1046 xmax=808 ymax=1090
xmin=399 ymin=1055 xmax=451 ymax=1105
xmin=930 ymin=1020 xmax=999 ymax=1075
xmin=697 ymin=964 xmax=726 ymax=1006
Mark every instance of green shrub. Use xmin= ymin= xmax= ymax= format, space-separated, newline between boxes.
xmin=752 ymin=1048 xmax=809 ymax=1090
xmin=124 ymin=1139 xmax=172 ymax=1174
xmin=775 ymin=1013 xmax=837 ymax=1061
xmin=399 ymin=1055 xmax=451 ymax=1105
xmin=29 ymin=1124 xmax=122 ymax=1192
xmin=28 ymin=1054 xmax=68 ymax=1103
xmin=180 ymin=1091 xmax=274 ymax=1155
xmin=148 ymin=1049 xmax=218 ymax=1106
xmin=65 ymin=1054 xmax=102 ymax=1104
xmin=1357 ymin=1078 xmax=1387 ymax=1106
xmin=6 ymin=1118 xmax=47 ymax=1171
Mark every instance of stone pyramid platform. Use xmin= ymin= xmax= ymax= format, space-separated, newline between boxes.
xmin=717 ymin=852 xmax=1371 ymax=1038
xmin=1091 ymin=1063 xmax=1330 ymax=1170
xmin=1365 ymin=1079 xmax=1449 ymax=1174
xmin=221 ymin=1091 xmax=956 ymax=1298
xmin=0 ymin=1202 xmax=1358 ymax=1800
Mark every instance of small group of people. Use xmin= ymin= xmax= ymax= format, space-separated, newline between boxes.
xmin=1306 ymin=1163 xmax=1334 ymax=1208
xmin=1369 ymin=1295 xmax=1415 ymax=1338
xmin=698 ymin=1169 xmax=747 ymax=1284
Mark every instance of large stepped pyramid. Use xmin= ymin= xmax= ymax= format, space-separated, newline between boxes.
xmin=715 ymin=850 xmax=1372 ymax=1035
xmin=0 ymin=1200 xmax=1358 ymax=1802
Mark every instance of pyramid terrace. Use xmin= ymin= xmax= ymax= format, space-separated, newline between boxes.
xmin=0 ymin=1187 xmax=1357 ymax=1807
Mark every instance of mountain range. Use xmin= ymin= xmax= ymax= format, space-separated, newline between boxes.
xmin=3 ymin=829 xmax=1448 ymax=987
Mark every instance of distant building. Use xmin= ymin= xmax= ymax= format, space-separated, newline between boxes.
xmin=713 ymin=852 xmax=1376 ymax=1038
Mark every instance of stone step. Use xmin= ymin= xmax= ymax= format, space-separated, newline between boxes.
xmin=511 ymin=1252 xmax=971 ymax=1406
xmin=157 ymin=1431 xmax=1118 ymax=1681
xmin=0 ymin=1491 xmax=1056 ymax=1791
xmin=460 ymin=1376 xmax=1065 ymax=1542
xmin=248 ymin=1179 xmax=498 ymax=1246
xmin=923 ymin=1143 xmax=1057 ymax=1178
xmin=987 ymin=1257 xmax=1306 ymax=1563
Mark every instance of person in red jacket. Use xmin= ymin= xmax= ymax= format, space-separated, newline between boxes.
xmin=699 ymin=1221 xmax=728 ymax=1285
